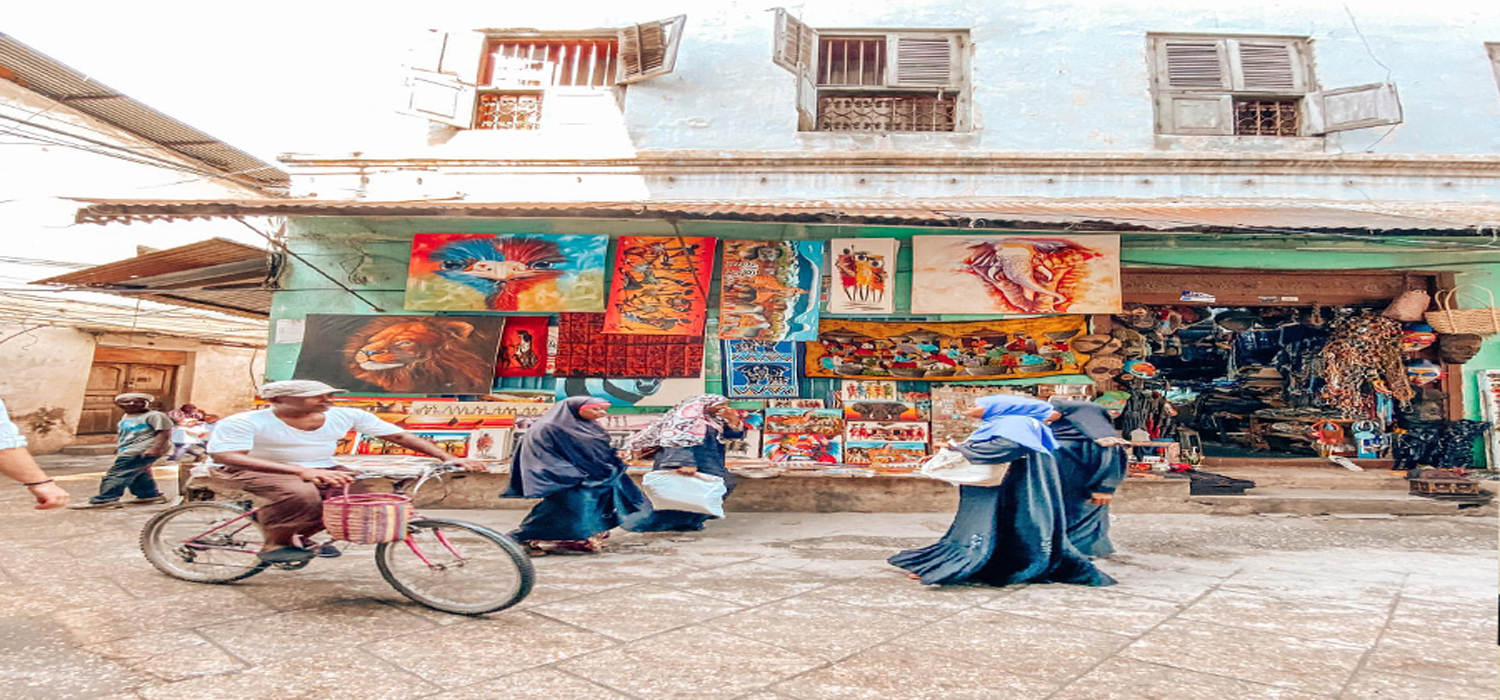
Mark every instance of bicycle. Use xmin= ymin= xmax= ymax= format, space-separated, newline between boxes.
xmin=139 ymin=464 xmax=534 ymax=616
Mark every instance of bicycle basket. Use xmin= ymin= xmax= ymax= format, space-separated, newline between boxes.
xmin=323 ymin=493 xmax=414 ymax=544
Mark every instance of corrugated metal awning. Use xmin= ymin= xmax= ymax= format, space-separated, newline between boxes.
xmin=31 ymin=238 xmax=274 ymax=319
xmin=0 ymin=292 xmax=267 ymax=347
xmin=0 ymin=33 xmax=288 ymax=193
xmin=69 ymin=197 xmax=1500 ymax=233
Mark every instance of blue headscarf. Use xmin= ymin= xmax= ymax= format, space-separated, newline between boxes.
xmin=966 ymin=394 xmax=1059 ymax=453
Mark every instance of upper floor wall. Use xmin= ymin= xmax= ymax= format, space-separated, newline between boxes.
xmin=373 ymin=0 xmax=1500 ymax=159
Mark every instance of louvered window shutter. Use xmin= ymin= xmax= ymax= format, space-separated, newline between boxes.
xmin=795 ymin=67 xmax=819 ymax=130
xmin=889 ymin=34 xmax=961 ymax=88
xmin=1158 ymin=38 xmax=1231 ymax=91
xmin=773 ymin=8 xmax=817 ymax=74
xmin=398 ymin=29 xmax=482 ymax=127
xmin=1228 ymin=39 xmax=1306 ymax=94
xmin=618 ymin=15 xmax=687 ymax=84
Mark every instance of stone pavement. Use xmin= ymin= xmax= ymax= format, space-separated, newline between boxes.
xmin=0 ymin=457 xmax=1495 ymax=700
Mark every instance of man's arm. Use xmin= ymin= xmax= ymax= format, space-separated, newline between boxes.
xmin=378 ymin=433 xmax=487 ymax=471
xmin=210 ymin=450 xmax=355 ymax=487
xmin=0 ymin=448 xmax=71 ymax=509
xmin=143 ymin=413 xmax=174 ymax=457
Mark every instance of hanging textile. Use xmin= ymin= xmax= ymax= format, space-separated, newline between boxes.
xmin=1317 ymin=313 xmax=1413 ymax=418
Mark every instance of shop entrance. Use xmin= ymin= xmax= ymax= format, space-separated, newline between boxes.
xmin=1108 ymin=269 xmax=1456 ymax=466
xmin=79 ymin=347 xmax=185 ymax=435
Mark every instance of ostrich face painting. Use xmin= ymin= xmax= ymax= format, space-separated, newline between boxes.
xmin=909 ymin=235 xmax=1121 ymax=315
xmin=406 ymin=233 xmax=608 ymax=312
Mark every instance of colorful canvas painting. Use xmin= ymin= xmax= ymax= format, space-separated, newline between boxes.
xmin=767 ymin=399 xmax=826 ymax=408
xmin=409 ymin=400 xmax=546 ymax=429
xmin=554 ymin=377 xmax=707 ymax=407
xmin=718 ymin=240 xmax=824 ymax=341
xmin=724 ymin=412 xmax=764 ymax=461
xmin=603 ymin=236 xmax=716 ymax=335
xmin=910 ymin=235 xmax=1121 ymax=315
xmin=762 ymin=407 xmax=843 ymax=463
xmin=356 ymin=431 xmax=471 ymax=457
xmin=405 ymin=233 xmax=608 ymax=312
xmin=836 ymin=380 xmax=930 ymax=421
xmin=845 ymin=421 xmax=930 ymax=444
xmin=844 ymin=442 xmax=928 ymax=468
xmin=293 ymin=314 xmax=504 ymax=395
xmin=724 ymin=340 xmax=799 ymax=399
xmin=554 ymin=313 xmax=704 ymax=378
xmin=497 ymin=317 xmax=549 ymax=377
xmin=931 ymin=385 xmax=1021 ymax=446
xmin=467 ymin=428 xmax=513 ymax=461
xmin=829 ymin=238 xmax=897 ymax=315
xmin=807 ymin=317 xmax=1090 ymax=381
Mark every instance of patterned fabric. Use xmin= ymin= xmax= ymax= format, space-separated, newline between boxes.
xmin=553 ymin=313 xmax=705 ymax=377
xmin=624 ymin=395 xmax=729 ymax=455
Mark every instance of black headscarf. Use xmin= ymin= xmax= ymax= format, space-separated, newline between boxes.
xmin=504 ymin=397 xmax=624 ymax=499
xmin=1049 ymin=400 xmax=1120 ymax=442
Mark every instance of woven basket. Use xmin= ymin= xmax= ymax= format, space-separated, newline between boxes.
xmin=323 ymin=492 xmax=414 ymax=544
xmin=1424 ymin=286 xmax=1500 ymax=336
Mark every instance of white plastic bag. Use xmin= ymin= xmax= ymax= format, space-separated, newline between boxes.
xmin=920 ymin=447 xmax=1010 ymax=487
xmin=641 ymin=471 xmax=727 ymax=518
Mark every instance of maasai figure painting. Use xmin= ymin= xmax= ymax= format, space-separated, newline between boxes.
xmin=723 ymin=340 xmax=800 ymax=399
xmin=718 ymin=240 xmax=824 ymax=341
xmin=603 ymin=236 xmax=716 ymax=335
xmin=293 ymin=315 xmax=504 ymax=395
xmin=845 ymin=421 xmax=930 ymax=444
xmin=497 ymin=316 xmax=549 ymax=378
xmin=806 ymin=317 xmax=1090 ymax=381
xmin=829 ymin=238 xmax=897 ymax=315
xmin=837 ymin=380 xmax=930 ymax=421
xmin=405 ymin=233 xmax=608 ymax=312
xmin=762 ymin=408 xmax=843 ymax=463
xmin=910 ymin=235 xmax=1121 ymax=315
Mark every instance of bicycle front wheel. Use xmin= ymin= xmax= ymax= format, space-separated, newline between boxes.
xmin=140 ymin=502 xmax=268 ymax=583
xmin=375 ymin=518 xmax=534 ymax=615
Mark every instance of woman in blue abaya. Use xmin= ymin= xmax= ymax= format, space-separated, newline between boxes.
xmin=1049 ymin=400 xmax=1130 ymax=558
xmin=622 ymin=394 xmax=746 ymax=533
xmin=889 ymin=394 xmax=1115 ymax=587
xmin=503 ymin=397 xmax=646 ymax=554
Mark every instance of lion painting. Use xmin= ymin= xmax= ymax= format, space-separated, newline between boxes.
xmin=294 ymin=314 xmax=503 ymax=395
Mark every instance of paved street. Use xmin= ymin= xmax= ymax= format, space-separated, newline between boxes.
xmin=1 ymin=457 xmax=1495 ymax=700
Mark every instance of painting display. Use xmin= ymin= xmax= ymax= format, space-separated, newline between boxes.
xmin=846 ymin=421 xmax=930 ymax=443
xmin=603 ymin=236 xmax=717 ymax=335
xmin=806 ymin=317 xmax=1090 ymax=381
xmin=554 ymin=377 xmax=707 ymax=407
xmin=829 ymin=238 xmax=897 ymax=315
xmin=1481 ymin=370 xmax=1500 ymax=470
xmin=293 ymin=314 xmax=504 ymax=395
xmin=836 ymin=380 xmax=930 ymax=421
xmin=767 ymin=399 xmax=825 ymax=409
xmin=357 ymin=431 xmax=471 ymax=457
xmin=467 ymin=429 xmax=514 ymax=461
xmin=724 ymin=412 xmax=764 ymax=461
xmin=405 ymin=233 xmax=608 ymax=312
xmin=409 ymin=400 xmax=548 ymax=429
xmin=910 ymin=235 xmax=1121 ymax=315
xmin=554 ymin=313 xmax=704 ymax=378
xmin=723 ymin=340 xmax=799 ymax=399
xmin=844 ymin=442 xmax=928 ymax=468
xmin=718 ymin=240 xmax=824 ymax=341
xmin=497 ymin=317 xmax=549 ymax=378
xmin=930 ymin=385 xmax=1012 ymax=446
xmin=762 ymin=407 xmax=843 ymax=463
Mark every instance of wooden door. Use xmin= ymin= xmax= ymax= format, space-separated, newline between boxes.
xmin=78 ymin=362 xmax=178 ymax=435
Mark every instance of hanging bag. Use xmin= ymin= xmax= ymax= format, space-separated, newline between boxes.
xmin=641 ymin=471 xmax=727 ymax=518
xmin=919 ymin=446 xmax=1010 ymax=487
xmin=1380 ymin=289 xmax=1431 ymax=322
xmin=1424 ymin=285 xmax=1500 ymax=336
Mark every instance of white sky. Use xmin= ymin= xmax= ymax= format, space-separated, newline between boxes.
xmin=6 ymin=0 xmax=1499 ymax=164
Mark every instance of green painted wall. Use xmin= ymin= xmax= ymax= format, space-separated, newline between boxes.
xmin=267 ymin=217 xmax=1500 ymax=425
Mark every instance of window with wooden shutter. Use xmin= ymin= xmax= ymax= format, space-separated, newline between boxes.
xmin=1149 ymin=33 xmax=1399 ymax=137
xmin=1487 ymin=43 xmax=1500 ymax=93
xmin=618 ymin=15 xmax=686 ymax=84
xmin=772 ymin=18 xmax=967 ymax=133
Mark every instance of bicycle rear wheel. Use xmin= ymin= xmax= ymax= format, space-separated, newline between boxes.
xmin=375 ymin=518 xmax=533 ymax=615
xmin=140 ymin=502 xmax=268 ymax=583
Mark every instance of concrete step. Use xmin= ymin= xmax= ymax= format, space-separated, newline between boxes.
xmin=1210 ymin=466 xmax=1411 ymax=492
xmin=1189 ymin=488 xmax=1492 ymax=516
xmin=57 ymin=444 xmax=117 ymax=457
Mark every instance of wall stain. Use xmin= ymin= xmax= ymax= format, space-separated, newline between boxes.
xmin=16 ymin=407 xmax=69 ymax=435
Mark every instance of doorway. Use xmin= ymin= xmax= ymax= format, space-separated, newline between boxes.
xmin=80 ymin=347 xmax=187 ymax=435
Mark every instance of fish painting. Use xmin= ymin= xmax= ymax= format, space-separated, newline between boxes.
xmin=405 ymin=233 xmax=608 ymax=312
xmin=909 ymin=235 xmax=1121 ymax=315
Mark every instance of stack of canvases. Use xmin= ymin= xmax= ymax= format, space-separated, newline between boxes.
xmin=287 ymin=231 xmax=1122 ymax=468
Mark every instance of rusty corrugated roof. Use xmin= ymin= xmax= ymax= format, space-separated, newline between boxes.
xmin=0 ymin=292 xmax=267 ymax=346
xmin=0 ymin=33 xmax=288 ymax=193
xmin=68 ymin=197 xmax=1500 ymax=233
xmin=32 ymin=238 xmax=273 ymax=319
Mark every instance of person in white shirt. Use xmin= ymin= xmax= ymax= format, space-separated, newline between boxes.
xmin=209 ymin=380 xmax=485 ymax=563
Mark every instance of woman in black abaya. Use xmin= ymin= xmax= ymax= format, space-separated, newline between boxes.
xmin=503 ymin=397 xmax=646 ymax=553
xmin=889 ymin=394 xmax=1115 ymax=587
xmin=1049 ymin=400 xmax=1130 ymax=558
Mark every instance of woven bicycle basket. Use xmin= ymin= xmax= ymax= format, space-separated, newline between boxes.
xmin=1424 ymin=286 xmax=1500 ymax=336
xmin=323 ymin=492 xmax=414 ymax=544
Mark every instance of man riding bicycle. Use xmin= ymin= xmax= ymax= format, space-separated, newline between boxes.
xmin=208 ymin=380 xmax=486 ymax=564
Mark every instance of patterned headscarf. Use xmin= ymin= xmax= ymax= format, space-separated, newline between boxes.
xmin=624 ymin=394 xmax=730 ymax=456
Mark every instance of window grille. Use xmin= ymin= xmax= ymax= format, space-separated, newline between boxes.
xmin=819 ymin=38 xmax=885 ymax=87
xmin=1234 ymin=99 xmax=1299 ymax=136
xmin=817 ymin=93 xmax=956 ymax=132
xmin=475 ymin=93 xmax=544 ymax=130
xmin=483 ymin=40 xmax=619 ymax=88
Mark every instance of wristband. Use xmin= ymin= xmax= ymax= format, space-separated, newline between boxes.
xmin=22 ymin=479 xmax=54 ymax=486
